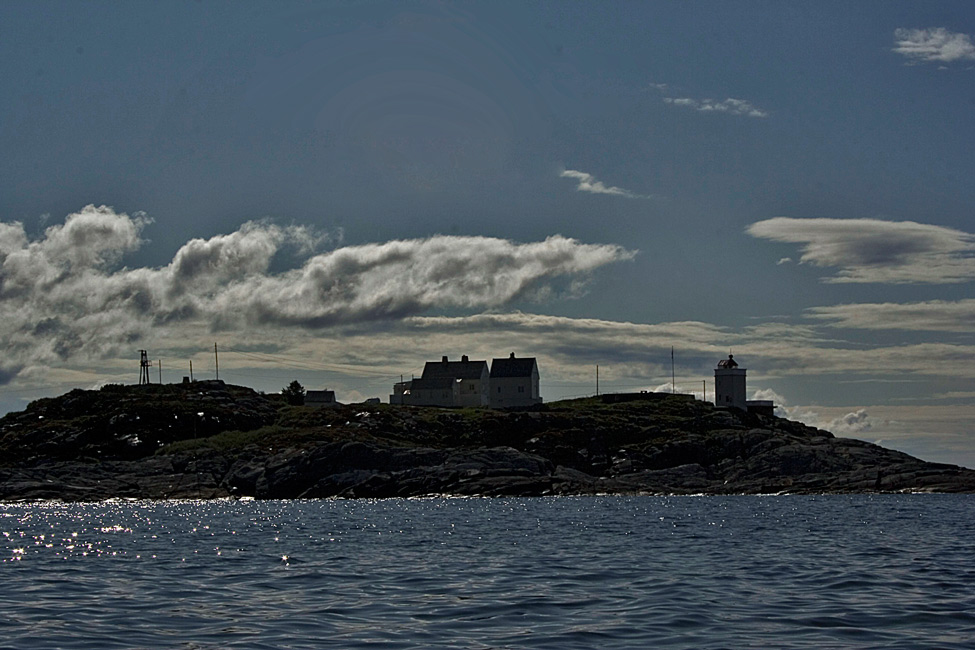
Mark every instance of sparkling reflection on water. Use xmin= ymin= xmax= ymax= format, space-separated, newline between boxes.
xmin=2 ymin=495 xmax=975 ymax=649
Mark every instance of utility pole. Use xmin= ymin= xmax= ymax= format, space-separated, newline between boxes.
xmin=671 ymin=347 xmax=675 ymax=394
xmin=158 ymin=359 xmax=162 ymax=384
xmin=189 ymin=360 xmax=194 ymax=382
xmin=214 ymin=343 xmax=219 ymax=381
xmin=596 ymin=365 xmax=599 ymax=396
xmin=703 ymin=379 xmax=706 ymax=403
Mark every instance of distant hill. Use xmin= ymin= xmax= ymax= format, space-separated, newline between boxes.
xmin=1 ymin=381 xmax=973 ymax=500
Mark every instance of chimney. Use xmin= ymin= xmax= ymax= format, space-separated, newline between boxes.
xmin=461 ymin=355 xmax=469 ymax=363
xmin=442 ymin=356 xmax=448 ymax=364
xmin=509 ymin=352 xmax=515 ymax=359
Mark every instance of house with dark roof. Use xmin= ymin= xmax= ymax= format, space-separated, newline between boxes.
xmin=389 ymin=353 xmax=541 ymax=408
xmin=489 ymin=352 xmax=541 ymax=408
xmin=391 ymin=355 xmax=490 ymax=407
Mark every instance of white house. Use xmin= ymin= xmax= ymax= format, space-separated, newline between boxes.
xmin=489 ymin=353 xmax=541 ymax=408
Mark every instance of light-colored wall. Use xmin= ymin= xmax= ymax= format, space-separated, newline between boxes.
xmin=714 ymin=368 xmax=747 ymax=409
xmin=456 ymin=370 xmax=490 ymax=407
xmin=407 ymin=383 xmax=460 ymax=407
xmin=490 ymin=366 xmax=541 ymax=408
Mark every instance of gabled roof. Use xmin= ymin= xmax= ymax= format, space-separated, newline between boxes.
xmin=410 ymin=376 xmax=457 ymax=390
xmin=421 ymin=358 xmax=488 ymax=380
xmin=306 ymin=390 xmax=335 ymax=400
xmin=490 ymin=355 xmax=537 ymax=378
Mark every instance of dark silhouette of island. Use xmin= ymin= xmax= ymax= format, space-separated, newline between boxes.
xmin=1 ymin=381 xmax=973 ymax=500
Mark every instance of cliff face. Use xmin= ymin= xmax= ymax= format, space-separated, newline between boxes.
xmin=1 ymin=383 xmax=973 ymax=500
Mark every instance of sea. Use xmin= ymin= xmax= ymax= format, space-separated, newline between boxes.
xmin=2 ymin=495 xmax=973 ymax=649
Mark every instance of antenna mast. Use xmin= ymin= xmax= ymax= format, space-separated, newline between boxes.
xmin=214 ymin=343 xmax=219 ymax=381
xmin=139 ymin=350 xmax=152 ymax=385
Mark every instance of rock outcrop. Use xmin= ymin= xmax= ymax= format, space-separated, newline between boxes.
xmin=1 ymin=383 xmax=973 ymax=500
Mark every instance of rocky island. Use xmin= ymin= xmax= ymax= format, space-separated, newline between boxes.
xmin=1 ymin=380 xmax=974 ymax=500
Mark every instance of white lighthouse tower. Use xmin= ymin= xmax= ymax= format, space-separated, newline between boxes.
xmin=714 ymin=354 xmax=747 ymax=409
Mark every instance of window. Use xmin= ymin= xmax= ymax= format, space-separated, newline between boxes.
xmin=497 ymin=386 xmax=501 ymax=393
xmin=518 ymin=386 xmax=525 ymax=393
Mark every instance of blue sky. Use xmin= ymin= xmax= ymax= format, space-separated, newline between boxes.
xmin=2 ymin=1 xmax=974 ymax=466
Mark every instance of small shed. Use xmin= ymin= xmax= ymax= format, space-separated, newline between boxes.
xmin=305 ymin=389 xmax=337 ymax=408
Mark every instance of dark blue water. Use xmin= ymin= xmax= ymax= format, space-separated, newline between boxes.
xmin=2 ymin=495 xmax=974 ymax=649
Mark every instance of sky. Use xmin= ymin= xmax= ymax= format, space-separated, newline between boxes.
xmin=2 ymin=1 xmax=974 ymax=466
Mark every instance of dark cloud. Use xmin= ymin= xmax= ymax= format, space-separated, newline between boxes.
xmin=0 ymin=364 xmax=23 ymax=386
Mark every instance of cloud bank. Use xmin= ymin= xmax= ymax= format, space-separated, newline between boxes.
xmin=560 ymin=169 xmax=648 ymax=199
xmin=663 ymin=96 xmax=768 ymax=118
xmin=807 ymin=299 xmax=975 ymax=332
xmin=748 ymin=217 xmax=975 ymax=283
xmin=0 ymin=205 xmax=635 ymax=383
xmin=893 ymin=28 xmax=975 ymax=64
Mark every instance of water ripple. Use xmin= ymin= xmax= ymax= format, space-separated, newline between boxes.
xmin=2 ymin=495 xmax=975 ymax=648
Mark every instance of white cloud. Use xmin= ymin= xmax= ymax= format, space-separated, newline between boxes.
xmin=752 ymin=387 xmax=787 ymax=405
xmin=747 ymin=217 xmax=975 ymax=283
xmin=0 ymin=206 xmax=636 ymax=384
xmin=663 ymin=96 xmax=768 ymax=118
xmin=808 ymin=299 xmax=975 ymax=332
xmin=752 ymin=388 xmax=881 ymax=436
xmin=893 ymin=28 xmax=975 ymax=64
xmin=560 ymin=169 xmax=648 ymax=199
xmin=828 ymin=408 xmax=875 ymax=434
xmin=790 ymin=405 xmax=880 ymax=436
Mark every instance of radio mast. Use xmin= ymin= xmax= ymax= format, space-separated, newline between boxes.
xmin=139 ymin=350 xmax=152 ymax=385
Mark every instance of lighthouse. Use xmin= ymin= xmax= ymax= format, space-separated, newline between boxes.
xmin=714 ymin=354 xmax=775 ymax=416
xmin=714 ymin=354 xmax=747 ymax=410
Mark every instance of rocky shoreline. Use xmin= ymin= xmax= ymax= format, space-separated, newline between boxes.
xmin=2 ymin=381 xmax=974 ymax=500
